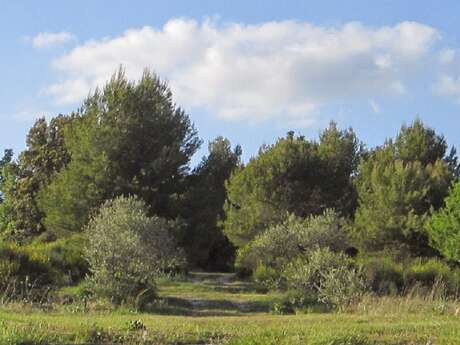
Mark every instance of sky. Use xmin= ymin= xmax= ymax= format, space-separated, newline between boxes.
xmin=2 ymin=0 xmax=460 ymax=164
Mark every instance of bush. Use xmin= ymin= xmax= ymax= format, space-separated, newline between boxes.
xmin=237 ymin=210 xmax=349 ymax=271
xmin=283 ymin=248 xmax=367 ymax=310
xmin=84 ymin=196 xmax=186 ymax=306
xmin=404 ymin=258 xmax=460 ymax=294
xmin=284 ymin=248 xmax=348 ymax=295
xmin=24 ymin=234 xmax=89 ymax=285
xmin=0 ymin=242 xmax=51 ymax=287
xmin=317 ymin=265 xmax=367 ymax=310
xmin=253 ymin=263 xmax=281 ymax=291
xmin=359 ymin=256 xmax=404 ymax=295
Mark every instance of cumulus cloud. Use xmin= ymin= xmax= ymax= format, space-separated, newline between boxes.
xmin=45 ymin=19 xmax=439 ymax=125
xmin=32 ymin=32 xmax=75 ymax=48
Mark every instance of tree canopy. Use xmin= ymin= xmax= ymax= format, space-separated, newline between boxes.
xmin=353 ymin=119 xmax=455 ymax=256
xmin=427 ymin=180 xmax=460 ymax=262
xmin=223 ymin=122 xmax=362 ymax=247
xmin=38 ymin=69 xmax=201 ymax=234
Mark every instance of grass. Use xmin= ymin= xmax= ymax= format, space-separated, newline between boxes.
xmin=1 ymin=272 xmax=460 ymax=344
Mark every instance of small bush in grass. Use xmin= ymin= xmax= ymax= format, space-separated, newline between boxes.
xmin=284 ymin=248 xmax=367 ymax=310
xmin=284 ymin=248 xmax=348 ymax=295
xmin=317 ymin=265 xmax=367 ymax=310
xmin=84 ymin=195 xmax=186 ymax=307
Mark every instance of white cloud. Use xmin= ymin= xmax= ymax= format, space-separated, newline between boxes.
xmin=434 ymin=75 xmax=460 ymax=102
xmin=32 ymin=32 xmax=75 ymax=48
xmin=434 ymin=48 xmax=460 ymax=103
xmin=45 ymin=19 xmax=439 ymax=126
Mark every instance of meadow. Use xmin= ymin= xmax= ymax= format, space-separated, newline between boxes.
xmin=1 ymin=272 xmax=460 ymax=345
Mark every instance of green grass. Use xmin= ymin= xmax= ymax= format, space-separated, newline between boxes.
xmin=1 ymin=272 xmax=460 ymax=344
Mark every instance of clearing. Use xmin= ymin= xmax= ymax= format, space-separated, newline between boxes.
xmin=1 ymin=272 xmax=460 ymax=344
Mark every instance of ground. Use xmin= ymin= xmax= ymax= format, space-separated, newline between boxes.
xmin=1 ymin=272 xmax=460 ymax=344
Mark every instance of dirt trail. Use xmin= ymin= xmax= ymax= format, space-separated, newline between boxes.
xmin=160 ymin=272 xmax=273 ymax=316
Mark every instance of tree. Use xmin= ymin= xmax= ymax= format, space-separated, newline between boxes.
xmin=353 ymin=119 xmax=455 ymax=256
xmin=0 ymin=149 xmax=16 ymax=235
xmin=224 ymin=122 xmax=362 ymax=247
xmin=427 ymin=180 xmax=460 ymax=262
xmin=11 ymin=116 xmax=72 ymax=239
xmin=38 ymin=69 xmax=201 ymax=234
xmin=84 ymin=196 xmax=185 ymax=305
xmin=181 ymin=137 xmax=241 ymax=270
xmin=0 ymin=149 xmax=13 ymax=194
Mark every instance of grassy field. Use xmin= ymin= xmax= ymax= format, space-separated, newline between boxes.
xmin=1 ymin=272 xmax=460 ymax=345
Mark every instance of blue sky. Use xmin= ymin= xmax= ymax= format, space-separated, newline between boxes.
xmin=2 ymin=0 xmax=460 ymax=164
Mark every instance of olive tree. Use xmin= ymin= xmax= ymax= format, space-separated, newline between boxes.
xmin=236 ymin=209 xmax=349 ymax=271
xmin=84 ymin=196 xmax=186 ymax=306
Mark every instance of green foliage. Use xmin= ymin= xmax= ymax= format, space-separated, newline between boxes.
xmin=359 ymin=256 xmax=404 ymax=295
xmin=1 ymin=116 xmax=73 ymax=240
xmin=84 ymin=195 xmax=186 ymax=306
xmin=353 ymin=119 xmax=454 ymax=256
xmin=0 ymin=149 xmax=13 ymax=193
xmin=237 ymin=210 xmax=349 ymax=271
xmin=0 ymin=234 xmax=88 ymax=292
xmin=404 ymin=258 xmax=460 ymax=293
xmin=253 ymin=263 xmax=281 ymax=291
xmin=0 ymin=242 xmax=52 ymax=287
xmin=427 ymin=179 xmax=460 ymax=262
xmin=395 ymin=119 xmax=448 ymax=166
xmin=126 ymin=319 xmax=146 ymax=332
xmin=39 ymin=69 xmax=201 ymax=234
xmin=316 ymin=265 xmax=367 ymax=310
xmin=0 ymin=161 xmax=17 ymax=236
xmin=358 ymin=255 xmax=460 ymax=296
xmin=24 ymin=234 xmax=89 ymax=285
xmin=283 ymin=248 xmax=367 ymax=309
xmin=283 ymin=248 xmax=351 ymax=296
xmin=181 ymin=136 xmax=241 ymax=270
xmin=224 ymin=123 xmax=362 ymax=247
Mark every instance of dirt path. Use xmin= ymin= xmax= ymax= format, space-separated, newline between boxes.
xmin=157 ymin=272 xmax=276 ymax=316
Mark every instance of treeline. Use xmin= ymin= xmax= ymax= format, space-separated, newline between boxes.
xmin=1 ymin=69 xmax=460 ymax=305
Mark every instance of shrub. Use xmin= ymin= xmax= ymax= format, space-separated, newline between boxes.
xmin=237 ymin=210 xmax=349 ymax=271
xmin=317 ymin=265 xmax=367 ymax=310
xmin=283 ymin=248 xmax=367 ymax=310
xmin=24 ymin=234 xmax=89 ymax=285
xmin=404 ymin=258 xmax=460 ymax=294
xmin=274 ymin=290 xmax=331 ymax=315
xmin=359 ymin=256 xmax=404 ymax=295
xmin=0 ymin=242 xmax=51 ymax=287
xmin=253 ymin=263 xmax=281 ymax=291
xmin=284 ymin=248 xmax=348 ymax=295
xmin=84 ymin=196 xmax=186 ymax=306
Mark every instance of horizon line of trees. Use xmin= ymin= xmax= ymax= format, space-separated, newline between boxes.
xmin=1 ymin=68 xmax=460 ymax=274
